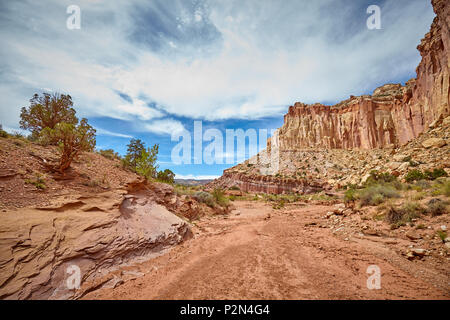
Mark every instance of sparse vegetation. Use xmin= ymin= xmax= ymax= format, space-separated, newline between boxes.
xmin=426 ymin=198 xmax=448 ymax=217
xmin=405 ymin=169 xmax=426 ymax=183
xmin=436 ymin=230 xmax=447 ymax=242
xmin=25 ymin=173 xmax=47 ymax=190
xmin=364 ymin=170 xmax=397 ymax=185
xmin=212 ymin=188 xmax=229 ymax=207
xmin=157 ymin=169 xmax=175 ymax=184
xmin=0 ymin=125 xmax=9 ymax=138
xmin=358 ymin=184 xmax=399 ymax=206
xmin=98 ymin=149 xmax=121 ymax=161
xmin=385 ymin=201 xmax=424 ymax=228
xmin=272 ymin=199 xmax=285 ymax=209
xmin=193 ymin=191 xmax=216 ymax=208
xmin=405 ymin=168 xmax=447 ymax=182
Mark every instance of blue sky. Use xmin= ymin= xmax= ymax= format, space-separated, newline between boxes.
xmin=0 ymin=0 xmax=435 ymax=179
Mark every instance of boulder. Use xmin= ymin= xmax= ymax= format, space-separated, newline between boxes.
xmin=422 ymin=138 xmax=446 ymax=149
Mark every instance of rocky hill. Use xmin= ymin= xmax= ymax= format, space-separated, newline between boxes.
xmin=210 ymin=0 xmax=449 ymax=194
xmin=0 ymin=138 xmax=229 ymax=299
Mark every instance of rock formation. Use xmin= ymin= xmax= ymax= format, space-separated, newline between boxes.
xmin=280 ymin=32 xmax=445 ymax=149
xmin=0 ymin=182 xmax=193 ymax=300
xmin=277 ymin=0 xmax=448 ymax=151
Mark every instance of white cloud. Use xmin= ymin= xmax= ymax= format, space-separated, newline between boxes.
xmin=95 ymin=127 xmax=133 ymax=139
xmin=142 ymin=119 xmax=186 ymax=135
xmin=0 ymin=0 xmax=436 ymax=128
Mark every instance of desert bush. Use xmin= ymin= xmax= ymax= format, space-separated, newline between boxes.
xmin=430 ymin=178 xmax=450 ymax=197
xmin=424 ymin=168 xmax=448 ymax=180
xmin=157 ymin=169 xmax=175 ymax=184
xmin=405 ymin=169 xmax=425 ymax=183
xmin=358 ymin=184 xmax=399 ymax=206
xmin=385 ymin=206 xmax=404 ymax=224
xmin=365 ymin=170 xmax=397 ymax=185
xmin=272 ymin=199 xmax=286 ymax=209
xmin=98 ymin=149 xmax=120 ymax=160
xmin=402 ymin=155 xmax=412 ymax=162
xmin=415 ymin=179 xmax=431 ymax=190
xmin=122 ymin=139 xmax=159 ymax=180
xmin=344 ymin=188 xmax=357 ymax=204
xmin=135 ymin=144 xmax=159 ymax=180
xmin=385 ymin=201 xmax=423 ymax=226
xmin=426 ymin=198 xmax=448 ymax=217
xmin=230 ymin=186 xmax=241 ymax=191
xmin=174 ymin=184 xmax=196 ymax=196
xmin=193 ymin=191 xmax=216 ymax=208
xmin=0 ymin=129 xmax=8 ymax=138
xmin=212 ymin=188 xmax=229 ymax=207
xmin=406 ymin=169 xmax=447 ymax=182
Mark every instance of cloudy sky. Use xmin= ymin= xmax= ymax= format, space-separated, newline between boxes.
xmin=0 ymin=0 xmax=435 ymax=179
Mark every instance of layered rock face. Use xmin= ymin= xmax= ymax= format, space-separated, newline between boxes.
xmin=211 ymin=0 xmax=449 ymax=194
xmin=210 ymin=171 xmax=323 ymax=195
xmin=0 ymin=182 xmax=195 ymax=300
xmin=276 ymin=0 xmax=449 ymax=151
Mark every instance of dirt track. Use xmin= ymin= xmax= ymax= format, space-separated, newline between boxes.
xmin=84 ymin=201 xmax=449 ymax=300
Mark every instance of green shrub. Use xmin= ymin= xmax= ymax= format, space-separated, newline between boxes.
xmin=272 ymin=199 xmax=285 ymax=209
xmin=358 ymin=184 xmax=399 ymax=206
xmin=25 ymin=173 xmax=46 ymax=190
xmin=409 ymin=160 xmax=419 ymax=167
xmin=212 ymin=188 xmax=229 ymax=207
xmin=365 ymin=170 xmax=397 ymax=185
xmin=406 ymin=169 xmax=447 ymax=182
xmin=98 ymin=149 xmax=120 ymax=160
xmin=157 ymin=169 xmax=175 ymax=184
xmin=230 ymin=186 xmax=240 ymax=191
xmin=0 ymin=128 xmax=8 ymax=138
xmin=430 ymin=178 xmax=450 ymax=197
xmin=344 ymin=188 xmax=357 ymax=204
xmin=385 ymin=201 xmax=423 ymax=226
xmin=405 ymin=169 xmax=425 ymax=182
xmin=193 ymin=191 xmax=215 ymax=208
xmin=424 ymin=168 xmax=448 ymax=180
xmin=402 ymin=156 xmax=412 ymax=162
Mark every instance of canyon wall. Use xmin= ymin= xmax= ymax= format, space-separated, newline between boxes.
xmin=211 ymin=0 xmax=449 ymax=194
xmin=276 ymin=0 xmax=449 ymax=151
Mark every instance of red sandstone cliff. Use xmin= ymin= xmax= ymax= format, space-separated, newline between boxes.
xmin=210 ymin=0 xmax=450 ymax=194
xmin=276 ymin=0 xmax=449 ymax=151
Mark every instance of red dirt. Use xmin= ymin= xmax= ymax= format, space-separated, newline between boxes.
xmin=84 ymin=201 xmax=450 ymax=300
